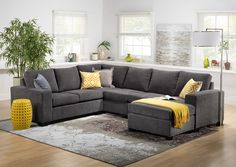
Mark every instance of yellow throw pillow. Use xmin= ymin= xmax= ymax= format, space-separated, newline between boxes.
xmin=80 ymin=71 xmax=102 ymax=89
xmin=179 ymin=78 xmax=203 ymax=98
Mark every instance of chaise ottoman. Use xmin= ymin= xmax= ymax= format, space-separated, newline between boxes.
xmin=128 ymin=102 xmax=196 ymax=139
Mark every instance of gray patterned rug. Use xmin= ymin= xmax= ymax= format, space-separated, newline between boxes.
xmin=0 ymin=114 xmax=217 ymax=167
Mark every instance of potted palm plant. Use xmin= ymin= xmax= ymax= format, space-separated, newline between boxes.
xmin=219 ymin=40 xmax=230 ymax=70
xmin=0 ymin=19 xmax=54 ymax=85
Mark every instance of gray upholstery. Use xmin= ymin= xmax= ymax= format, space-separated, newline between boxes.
xmin=53 ymin=99 xmax=103 ymax=121
xmin=11 ymin=63 xmax=221 ymax=138
xmin=128 ymin=113 xmax=195 ymax=137
xmin=24 ymin=69 xmax=59 ymax=92
xmin=175 ymin=71 xmax=212 ymax=96
xmin=103 ymin=100 xmax=128 ymax=115
xmin=66 ymin=89 xmax=103 ymax=102
xmin=54 ymin=67 xmax=80 ymax=91
xmin=103 ymin=88 xmax=161 ymax=103
xmin=11 ymin=86 xmax=52 ymax=124
xmin=185 ymin=89 xmax=220 ymax=128
xmin=209 ymin=82 xmax=214 ymax=90
xmin=148 ymin=70 xmax=179 ymax=96
xmin=34 ymin=74 xmax=51 ymax=90
xmin=102 ymin=64 xmax=129 ymax=88
xmin=123 ymin=67 xmax=152 ymax=91
xmin=77 ymin=64 xmax=102 ymax=72
xmin=128 ymin=102 xmax=195 ymax=120
xmin=103 ymin=88 xmax=130 ymax=102
xmin=52 ymin=92 xmax=80 ymax=107
xmin=127 ymin=92 xmax=162 ymax=103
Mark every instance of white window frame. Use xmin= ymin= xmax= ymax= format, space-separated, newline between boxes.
xmin=198 ymin=11 xmax=236 ymax=38
xmin=197 ymin=11 xmax=236 ymax=62
xmin=118 ymin=12 xmax=155 ymax=62
xmin=52 ymin=10 xmax=88 ymax=62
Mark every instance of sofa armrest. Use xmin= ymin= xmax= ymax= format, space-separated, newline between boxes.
xmin=185 ymin=90 xmax=223 ymax=128
xmin=11 ymin=86 xmax=53 ymax=124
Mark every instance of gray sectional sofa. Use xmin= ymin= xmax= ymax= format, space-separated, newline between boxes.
xmin=11 ymin=63 xmax=223 ymax=139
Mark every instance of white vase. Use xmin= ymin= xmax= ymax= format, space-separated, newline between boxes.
xmin=91 ymin=53 xmax=99 ymax=61
xmin=13 ymin=77 xmax=22 ymax=86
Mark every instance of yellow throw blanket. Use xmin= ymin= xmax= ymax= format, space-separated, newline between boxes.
xmin=133 ymin=98 xmax=189 ymax=128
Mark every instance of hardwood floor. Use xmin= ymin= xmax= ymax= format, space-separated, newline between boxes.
xmin=1 ymin=100 xmax=236 ymax=167
xmin=128 ymin=105 xmax=236 ymax=167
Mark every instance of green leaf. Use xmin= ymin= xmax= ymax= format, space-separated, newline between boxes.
xmin=98 ymin=40 xmax=111 ymax=50
xmin=0 ymin=18 xmax=54 ymax=77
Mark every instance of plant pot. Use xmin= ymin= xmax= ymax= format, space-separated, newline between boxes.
xmin=13 ymin=77 xmax=22 ymax=86
xmin=98 ymin=47 xmax=105 ymax=60
xmin=224 ymin=62 xmax=231 ymax=70
xmin=91 ymin=53 xmax=99 ymax=61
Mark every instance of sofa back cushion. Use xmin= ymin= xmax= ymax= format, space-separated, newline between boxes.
xmin=24 ymin=69 xmax=59 ymax=92
xmin=77 ymin=64 xmax=102 ymax=72
xmin=148 ymin=70 xmax=180 ymax=96
xmin=209 ymin=82 xmax=214 ymax=90
xmin=123 ymin=67 xmax=152 ymax=91
xmin=102 ymin=64 xmax=129 ymax=88
xmin=54 ymin=67 xmax=81 ymax=91
xmin=175 ymin=71 xmax=212 ymax=96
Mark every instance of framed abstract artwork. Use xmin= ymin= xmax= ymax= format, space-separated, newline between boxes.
xmin=156 ymin=24 xmax=192 ymax=66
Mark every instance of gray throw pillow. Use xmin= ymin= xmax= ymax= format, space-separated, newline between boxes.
xmin=34 ymin=74 xmax=51 ymax=90
xmin=92 ymin=67 xmax=115 ymax=88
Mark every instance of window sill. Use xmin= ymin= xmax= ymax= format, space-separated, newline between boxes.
xmin=101 ymin=60 xmax=236 ymax=74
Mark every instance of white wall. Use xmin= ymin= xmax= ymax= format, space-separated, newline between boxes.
xmin=0 ymin=70 xmax=12 ymax=101
xmin=102 ymin=0 xmax=236 ymax=104
xmin=0 ymin=0 xmax=103 ymax=65
xmin=103 ymin=0 xmax=236 ymax=64
xmin=0 ymin=0 xmax=104 ymax=100
xmin=103 ymin=0 xmax=154 ymax=61
xmin=1 ymin=0 xmax=236 ymax=104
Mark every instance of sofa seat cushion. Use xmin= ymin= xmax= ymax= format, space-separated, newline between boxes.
xmin=52 ymin=92 xmax=80 ymax=107
xmin=128 ymin=101 xmax=195 ymax=120
xmin=148 ymin=70 xmax=180 ymax=96
xmin=24 ymin=69 xmax=59 ymax=92
xmin=175 ymin=71 xmax=212 ymax=96
xmin=66 ymin=89 xmax=103 ymax=102
xmin=54 ymin=67 xmax=81 ymax=91
xmin=102 ymin=88 xmax=162 ymax=103
xmin=123 ymin=67 xmax=152 ymax=91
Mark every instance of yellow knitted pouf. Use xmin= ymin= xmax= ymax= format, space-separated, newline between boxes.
xmin=11 ymin=99 xmax=32 ymax=130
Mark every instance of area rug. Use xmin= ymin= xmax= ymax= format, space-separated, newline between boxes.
xmin=0 ymin=114 xmax=217 ymax=167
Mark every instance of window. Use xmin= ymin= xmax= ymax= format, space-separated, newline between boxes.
xmin=118 ymin=13 xmax=153 ymax=59
xmin=53 ymin=11 xmax=88 ymax=62
xmin=198 ymin=12 xmax=236 ymax=61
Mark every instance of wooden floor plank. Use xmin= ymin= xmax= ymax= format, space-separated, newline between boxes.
xmin=128 ymin=105 xmax=236 ymax=167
